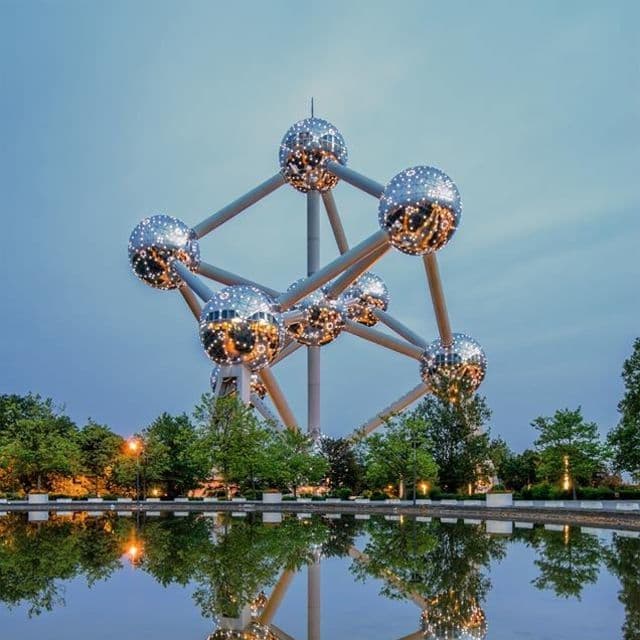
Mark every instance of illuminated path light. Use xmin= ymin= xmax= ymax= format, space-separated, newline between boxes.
xmin=127 ymin=106 xmax=487 ymax=440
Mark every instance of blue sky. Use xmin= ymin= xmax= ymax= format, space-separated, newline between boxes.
xmin=1 ymin=1 xmax=638 ymax=450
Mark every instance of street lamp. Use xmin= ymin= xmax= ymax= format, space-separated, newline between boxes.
xmin=127 ymin=438 xmax=143 ymax=505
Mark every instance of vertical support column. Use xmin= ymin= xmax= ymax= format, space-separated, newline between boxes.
xmin=307 ymin=191 xmax=321 ymax=441
xmin=308 ymin=557 xmax=321 ymax=640
xmin=230 ymin=364 xmax=251 ymax=405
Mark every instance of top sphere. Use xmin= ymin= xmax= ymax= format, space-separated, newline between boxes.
xmin=199 ymin=285 xmax=284 ymax=371
xmin=342 ymin=272 xmax=389 ymax=327
xmin=128 ymin=215 xmax=200 ymax=290
xmin=420 ymin=333 xmax=487 ymax=402
xmin=378 ymin=166 xmax=462 ymax=256
xmin=279 ymin=117 xmax=348 ymax=192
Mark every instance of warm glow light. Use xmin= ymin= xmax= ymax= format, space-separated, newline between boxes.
xmin=152 ymin=488 xmax=159 ymax=497
xmin=562 ymin=455 xmax=570 ymax=491
xmin=127 ymin=438 xmax=141 ymax=454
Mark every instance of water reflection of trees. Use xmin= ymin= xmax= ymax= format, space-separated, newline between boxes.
xmin=350 ymin=518 xmax=506 ymax=639
xmin=0 ymin=513 xmax=638 ymax=638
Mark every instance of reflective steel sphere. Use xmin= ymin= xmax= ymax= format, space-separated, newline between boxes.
xmin=210 ymin=366 xmax=267 ymax=399
xmin=199 ymin=286 xmax=284 ymax=370
xmin=279 ymin=117 xmax=348 ymax=192
xmin=420 ymin=333 xmax=487 ymax=401
xmin=342 ymin=272 xmax=389 ymax=327
xmin=379 ymin=166 xmax=462 ymax=256
xmin=286 ymin=280 xmax=346 ymax=346
xmin=128 ymin=215 xmax=200 ymax=290
xmin=422 ymin=594 xmax=487 ymax=640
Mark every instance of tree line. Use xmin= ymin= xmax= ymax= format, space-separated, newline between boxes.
xmin=1 ymin=338 xmax=639 ymax=499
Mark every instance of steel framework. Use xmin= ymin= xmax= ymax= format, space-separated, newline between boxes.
xmin=127 ymin=112 xmax=487 ymax=440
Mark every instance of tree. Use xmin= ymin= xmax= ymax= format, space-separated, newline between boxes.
xmin=608 ymin=338 xmax=640 ymax=481
xmin=195 ymin=395 xmax=273 ymax=497
xmin=411 ymin=394 xmax=492 ymax=493
xmin=320 ymin=437 xmax=364 ymax=494
xmin=264 ymin=429 xmax=328 ymax=497
xmin=142 ymin=413 xmax=209 ymax=498
xmin=606 ymin=534 xmax=640 ymax=640
xmin=0 ymin=394 xmax=81 ymax=492
xmin=533 ymin=407 xmax=606 ymax=498
xmin=497 ymin=448 xmax=539 ymax=491
xmin=77 ymin=421 xmax=123 ymax=494
xmin=362 ymin=414 xmax=438 ymax=499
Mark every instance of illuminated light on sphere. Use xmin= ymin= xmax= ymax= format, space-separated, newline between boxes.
xmin=207 ymin=623 xmax=277 ymax=640
xmin=128 ymin=215 xmax=200 ymax=290
xmin=420 ymin=333 xmax=487 ymax=401
xmin=378 ymin=166 xmax=462 ymax=256
xmin=279 ymin=117 xmax=348 ymax=192
xmin=342 ymin=272 xmax=390 ymax=327
xmin=199 ymin=285 xmax=284 ymax=371
xmin=286 ymin=280 xmax=346 ymax=346
xmin=421 ymin=594 xmax=487 ymax=640
xmin=210 ymin=366 xmax=267 ymax=399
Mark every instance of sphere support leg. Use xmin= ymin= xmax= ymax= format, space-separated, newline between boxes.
xmin=308 ymin=558 xmax=321 ymax=640
xmin=307 ymin=191 xmax=321 ymax=441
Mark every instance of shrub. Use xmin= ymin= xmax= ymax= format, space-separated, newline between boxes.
xmin=370 ymin=491 xmax=387 ymax=501
xmin=311 ymin=496 xmax=325 ymax=501
xmin=282 ymin=495 xmax=296 ymax=501
xmin=336 ymin=488 xmax=352 ymax=500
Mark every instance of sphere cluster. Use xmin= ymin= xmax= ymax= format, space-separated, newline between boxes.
xmin=379 ymin=166 xmax=461 ymax=256
xmin=342 ymin=272 xmax=389 ymax=327
xmin=286 ymin=281 xmax=346 ymax=346
xmin=210 ymin=366 xmax=267 ymax=399
xmin=421 ymin=594 xmax=487 ymax=640
xmin=420 ymin=333 xmax=487 ymax=401
xmin=128 ymin=215 xmax=200 ymax=290
xmin=279 ymin=117 xmax=347 ymax=193
xmin=199 ymin=285 xmax=285 ymax=371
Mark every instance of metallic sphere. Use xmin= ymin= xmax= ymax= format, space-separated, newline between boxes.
xmin=420 ymin=333 xmax=487 ymax=401
xmin=378 ymin=166 xmax=462 ymax=256
xmin=210 ymin=366 xmax=267 ymax=399
xmin=128 ymin=215 xmax=200 ymax=290
xmin=199 ymin=285 xmax=285 ymax=371
xmin=286 ymin=280 xmax=346 ymax=346
xmin=279 ymin=117 xmax=348 ymax=192
xmin=342 ymin=272 xmax=390 ymax=327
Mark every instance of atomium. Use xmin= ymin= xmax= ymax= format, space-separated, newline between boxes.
xmin=279 ymin=117 xmax=348 ymax=193
xmin=128 ymin=215 xmax=200 ymax=289
xmin=420 ymin=333 xmax=487 ymax=401
xmin=286 ymin=280 xmax=346 ymax=346
xmin=379 ymin=166 xmax=461 ymax=256
xmin=342 ymin=272 xmax=389 ymax=327
xmin=129 ymin=108 xmax=487 ymax=441
xmin=199 ymin=285 xmax=285 ymax=371
xmin=210 ymin=366 xmax=267 ymax=399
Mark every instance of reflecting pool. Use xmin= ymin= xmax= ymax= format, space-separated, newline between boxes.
xmin=0 ymin=512 xmax=637 ymax=639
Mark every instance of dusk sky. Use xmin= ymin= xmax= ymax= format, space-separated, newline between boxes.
xmin=1 ymin=1 xmax=638 ymax=451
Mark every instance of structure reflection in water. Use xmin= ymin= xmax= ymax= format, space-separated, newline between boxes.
xmin=0 ymin=512 xmax=638 ymax=639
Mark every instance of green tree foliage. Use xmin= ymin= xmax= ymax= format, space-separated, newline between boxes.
xmin=320 ymin=437 xmax=364 ymax=494
xmin=263 ymin=429 xmax=328 ymax=497
xmin=411 ymin=394 xmax=492 ymax=493
xmin=142 ymin=413 xmax=209 ymax=498
xmin=362 ymin=414 xmax=438 ymax=498
xmin=77 ymin=421 xmax=123 ymax=494
xmin=497 ymin=448 xmax=539 ymax=491
xmin=0 ymin=394 xmax=81 ymax=492
xmin=533 ymin=407 xmax=606 ymax=496
xmin=608 ymin=338 xmax=640 ymax=481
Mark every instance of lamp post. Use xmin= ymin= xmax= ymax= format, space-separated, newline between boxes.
xmin=127 ymin=438 xmax=143 ymax=505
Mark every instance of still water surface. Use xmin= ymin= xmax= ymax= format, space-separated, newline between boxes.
xmin=0 ymin=511 xmax=637 ymax=639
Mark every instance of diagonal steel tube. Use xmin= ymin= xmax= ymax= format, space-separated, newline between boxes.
xmin=271 ymin=340 xmax=303 ymax=365
xmin=193 ymin=172 xmax=286 ymax=238
xmin=251 ymin=394 xmax=283 ymax=429
xmin=326 ymin=161 xmax=385 ymax=198
xmin=423 ymin=254 xmax=453 ymax=347
xmin=321 ymin=191 xmax=349 ymax=254
xmin=172 ymin=261 xmax=214 ymax=303
xmin=373 ymin=310 xmax=427 ymax=349
xmin=353 ymin=383 xmax=429 ymax=438
xmin=178 ymin=284 xmax=201 ymax=320
xmin=196 ymin=261 xmax=280 ymax=298
xmin=343 ymin=320 xmax=424 ymax=360
xmin=324 ymin=244 xmax=390 ymax=299
xmin=258 ymin=367 xmax=298 ymax=431
xmin=276 ymin=230 xmax=389 ymax=310
xmin=258 ymin=570 xmax=296 ymax=625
